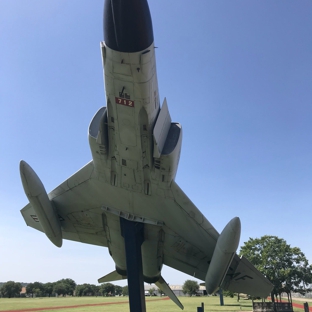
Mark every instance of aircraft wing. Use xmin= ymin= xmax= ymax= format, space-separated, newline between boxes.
xmin=21 ymin=162 xmax=219 ymax=266
xmin=21 ymin=161 xmax=109 ymax=247
xmin=164 ymin=182 xmax=273 ymax=297
xmin=21 ymin=165 xmax=272 ymax=297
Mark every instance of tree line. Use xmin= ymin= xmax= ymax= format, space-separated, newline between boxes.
xmin=0 ymin=279 xmax=129 ymax=298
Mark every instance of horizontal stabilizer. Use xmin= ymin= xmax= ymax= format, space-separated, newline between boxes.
xmin=98 ymin=270 xmax=127 ymax=283
xmin=155 ymin=276 xmax=184 ymax=310
xmin=224 ymin=255 xmax=273 ymax=298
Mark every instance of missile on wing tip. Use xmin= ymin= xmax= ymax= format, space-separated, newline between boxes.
xmin=20 ymin=160 xmax=62 ymax=248
xmin=205 ymin=217 xmax=241 ymax=294
xmin=103 ymin=0 xmax=154 ymax=52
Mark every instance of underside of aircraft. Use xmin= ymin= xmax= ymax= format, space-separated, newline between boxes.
xmin=20 ymin=0 xmax=273 ymax=310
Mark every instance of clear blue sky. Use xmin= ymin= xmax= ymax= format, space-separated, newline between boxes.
xmin=1 ymin=0 xmax=312 ymax=286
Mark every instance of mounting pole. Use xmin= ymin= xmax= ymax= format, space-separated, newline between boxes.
xmin=219 ymin=288 xmax=224 ymax=306
xmin=120 ymin=218 xmax=146 ymax=312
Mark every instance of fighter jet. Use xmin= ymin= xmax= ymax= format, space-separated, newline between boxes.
xmin=20 ymin=0 xmax=273 ymax=310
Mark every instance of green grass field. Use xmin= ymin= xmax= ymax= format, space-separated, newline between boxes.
xmin=0 ymin=296 xmax=306 ymax=312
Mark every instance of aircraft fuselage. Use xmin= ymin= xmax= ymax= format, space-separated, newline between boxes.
xmin=87 ymin=0 xmax=182 ymax=283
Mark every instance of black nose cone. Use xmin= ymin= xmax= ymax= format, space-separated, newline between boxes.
xmin=104 ymin=0 xmax=154 ymax=52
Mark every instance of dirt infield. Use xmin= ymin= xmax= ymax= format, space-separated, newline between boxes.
xmin=1 ymin=297 xmax=170 ymax=312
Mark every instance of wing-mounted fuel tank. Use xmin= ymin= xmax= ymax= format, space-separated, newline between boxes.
xmin=19 ymin=161 xmax=63 ymax=247
xmin=88 ymin=106 xmax=109 ymax=171
xmin=153 ymin=98 xmax=182 ymax=184
xmin=205 ymin=217 xmax=241 ymax=294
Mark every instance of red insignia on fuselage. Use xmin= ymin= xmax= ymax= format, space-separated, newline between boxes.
xmin=115 ymin=97 xmax=134 ymax=107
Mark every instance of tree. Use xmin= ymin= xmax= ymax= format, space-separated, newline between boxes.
xmin=182 ymin=280 xmax=199 ymax=297
xmin=43 ymin=282 xmax=55 ymax=297
xmin=26 ymin=283 xmax=35 ymax=298
xmin=75 ymin=284 xmax=83 ymax=296
xmin=115 ymin=285 xmax=123 ymax=296
xmin=0 ymin=281 xmax=22 ymax=298
xmin=99 ymin=283 xmax=115 ymax=296
xmin=76 ymin=284 xmax=89 ymax=296
xmin=148 ymin=287 xmax=156 ymax=296
xmin=53 ymin=282 xmax=67 ymax=296
xmin=122 ymin=285 xmax=128 ymax=296
xmin=54 ymin=279 xmax=76 ymax=296
xmin=240 ymin=235 xmax=312 ymax=302
xmin=32 ymin=282 xmax=43 ymax=297
xmin=76 ymin=284 xmax=99 ymax=296
xmin=61 ymin=278 xmax=76 ymax=296
xmin=91 ymin=284 xmax=100 ymax=296
xmin=33 ymin=288 xmax=41 ymax=297
xmin=28 ymin=282 xmax=54 ymax=297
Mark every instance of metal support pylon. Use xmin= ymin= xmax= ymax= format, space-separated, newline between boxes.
xmin=120 ymin=218 xmax=146 ymax=312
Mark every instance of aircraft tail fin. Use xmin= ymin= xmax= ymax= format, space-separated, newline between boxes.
xmin=155 ymin=276 xmax=184 ymax=310
xmin=98 ymin=270 xmax=127 ymax=283
xmin=98 ymin=271 xmax=184 ymax=310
